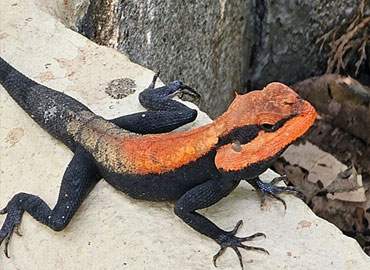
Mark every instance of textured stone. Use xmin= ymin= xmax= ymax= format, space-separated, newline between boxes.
xmin=245 ymin=0 xmax=365 ymax=90
xmin=78 ymin=0 xmax=249 ymax=118
xmin=1 ymin=1 xmax=369 ymax=270
xmin=75 ymin=0 xmax=365 ymax=118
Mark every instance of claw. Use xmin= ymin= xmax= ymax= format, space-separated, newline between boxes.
xmin=253 ymin=176 xmax=307 ymax=210
xmin=0 ymin=221 xmax=18 ymax=258
xmin=167 ymin=85 xmax=201 ymax=102
xmin=240 ymin=232 xmax=266 ymax=242
xmin=231 ymin=220 xmax=243 ymax=234
xmin=14 ymin=224 xmax=22 ymax=237
xmin=213 ymin=220 xmax=268 ymax=269
xmin=168 ymin=88 xmax=200 ymax=101
xmin=0 ymin=206 xmax=7 ymax=215
xmin=0 ymin=203 xmax=23 ymax=258
xmin=0 ymin=228 xmax=10 ymax=258
xmin=232 ymin=246 xmax=244 ymax=269
xmin=148 ymin=71 xmax=160 ymax=89
xmin=268 ymin=193 xmax=287 ymax=210
xmin=238 ymin=243 xmax=269 ymax=255
xmin=181 ymin=86 xmax=201 ymax=101
xmin=270 ymin=175 xmax=288 ymax=185
xmin=213 ymin=247 xmax=226 ymax=267
xmin=3 ymin=234 xmax=11 ymax=258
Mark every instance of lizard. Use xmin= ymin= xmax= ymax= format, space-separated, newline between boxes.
xmin=0 ymin=56 xmax=316 ymax=269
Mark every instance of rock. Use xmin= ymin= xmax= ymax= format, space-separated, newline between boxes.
xmin=1 ymin=1 xmax=369 ymax=269
xmin=71 ymin=0 xmax=365 ymax=118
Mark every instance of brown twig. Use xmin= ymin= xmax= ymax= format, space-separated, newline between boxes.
xmin=316 ymin=0 xmax=369 ymax=75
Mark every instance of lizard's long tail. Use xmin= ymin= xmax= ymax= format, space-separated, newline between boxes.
xmin=0 ymin=57 xmax=92 ymax=151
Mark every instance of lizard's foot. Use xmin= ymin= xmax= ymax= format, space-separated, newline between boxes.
xmin=213 ymin=220 xmax=268 ymax=269
xmin=147 ymin=73 xmax=200 ymax=102
xmin=252 ymin=176 xmax=306 ymax=210
xmin=167 ymin=82 xmax=201 ymax=102
xmin=0 ymin=203 xmax=23 ymax=258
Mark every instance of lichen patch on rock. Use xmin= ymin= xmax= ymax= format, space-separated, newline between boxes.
xmin=105 ymin=78 xmax=136 ymax=99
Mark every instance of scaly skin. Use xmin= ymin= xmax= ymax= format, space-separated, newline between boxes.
xmin=0 ymin=57 xmax=316 ymax=269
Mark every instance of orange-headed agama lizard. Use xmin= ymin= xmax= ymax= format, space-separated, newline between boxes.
xmin=0 ymin=57 xmax=316 ymax=269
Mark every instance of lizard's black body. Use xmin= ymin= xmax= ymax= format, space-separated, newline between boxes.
xmin=0 ymin=57 xmax=316 ymax=269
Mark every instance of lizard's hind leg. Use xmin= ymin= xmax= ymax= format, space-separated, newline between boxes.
xmin=0 ymin=147 xmax=100 ymax=257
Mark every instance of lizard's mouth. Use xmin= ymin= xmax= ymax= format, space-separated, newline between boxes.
xmin=215 ymin=99 xmax=317 ymax=172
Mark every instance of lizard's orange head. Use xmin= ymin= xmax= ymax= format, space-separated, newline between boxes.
xmin=215 ymin=82 xmax=316 ymax=175
xmin=225 ymin=82 xmax=314 ymax=127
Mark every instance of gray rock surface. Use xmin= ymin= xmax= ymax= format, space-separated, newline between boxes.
xmin=1 ymin=1 xmax=370 ymax=270
xmin=77 ymin=0 xmax=248 ymax=118
xmin=74 ymin=0 xmax=364 ymax=117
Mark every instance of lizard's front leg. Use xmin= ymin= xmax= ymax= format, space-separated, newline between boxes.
xmin=174 ymin=178 xmax=268 ymax=269
xmin=0 ymin=147 xmax=100 ymax=257
xmin=111 ymin=75 xmax=200 ymax=134
xmin=247 ymin=176 xmax=306 ymax=210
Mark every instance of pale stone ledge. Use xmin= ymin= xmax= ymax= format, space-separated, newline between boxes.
xmin=1 ymin=1 xmax=369 ymax=269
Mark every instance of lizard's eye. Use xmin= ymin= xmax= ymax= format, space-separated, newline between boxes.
xmin=258 ymin=116 xmax=279 ymax=132
xmin=261 ymin=123 xmax=276 ymax=132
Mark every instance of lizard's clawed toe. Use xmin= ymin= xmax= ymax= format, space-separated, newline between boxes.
xmin=0 ymin=206 xmax=8 ymax=215
xmin=253 ymin=176 xmax=306 ymax=210
xmin=167 ymin=84 xmax=201 ymax=102
xmin=0 ymin=204 xmax=23 ymax=258
xmin=213 ymin=220 xmax=268 ymax=269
